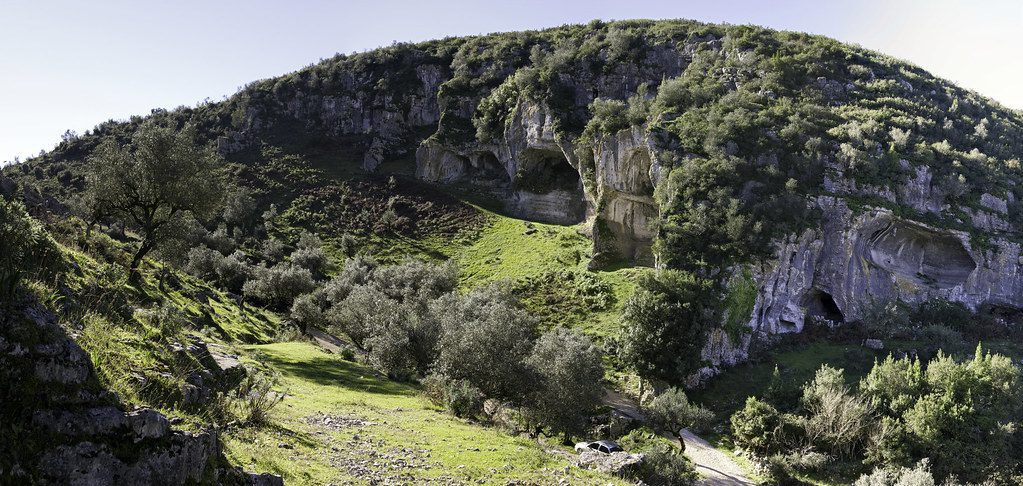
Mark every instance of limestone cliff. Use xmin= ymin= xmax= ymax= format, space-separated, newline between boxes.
xmin=12 ymin=19 xmax=1023 ymax=381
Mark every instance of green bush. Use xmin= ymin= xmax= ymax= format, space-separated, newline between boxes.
xmin=523 ymin=327 xmax=604 ymax=439
xmin=242 ymin=262 xmax=316 ymax=310
xmin=620 ymin=270 xmax=717 ymax=382
xmin=731 ymin=396 xmax=782 ymax=455
xmin=0 ymin=198 xmax=52 ymax=305
xmin=423 ymin=373 xmax=485 ymax=418
xmin=639 ymin=443 xmax=699 ymax=486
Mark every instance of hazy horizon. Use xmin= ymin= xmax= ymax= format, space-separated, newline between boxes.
xmin=2 ymin=0 xmax=1020 ymax=164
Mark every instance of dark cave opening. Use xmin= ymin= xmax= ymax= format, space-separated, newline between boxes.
xmin=468 ymin=151 xmax=511 ymax=187
xmin=514 ymin=148 xmax=582 ymax=194
xmin=804 ymin=289 xmax=845 ymax=326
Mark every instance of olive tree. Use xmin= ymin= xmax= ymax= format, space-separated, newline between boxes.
xmin=524 ymin=327 xmax=605 ymax=440
xmin=86 ymin=123 xmax=224 ymax=279
xmin=646 ymin=388 xmax=713 ymax=452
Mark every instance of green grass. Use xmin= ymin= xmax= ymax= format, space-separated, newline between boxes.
xmin=222 ymin=341 xmax=629 ymax=485
xmin=453 ymin=213 xmax=646 ymax=338
xmin=690 ymin=341 xmax=881 ymax=421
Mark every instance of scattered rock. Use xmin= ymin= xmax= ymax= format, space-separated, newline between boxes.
xmin=863 ymin=338 xmax=884 ymax=350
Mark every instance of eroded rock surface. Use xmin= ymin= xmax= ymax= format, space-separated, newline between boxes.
xmin=0 ymin=296 xmax=276 ymax=485
xmin=699 ymin=196 xmax=1023 ymax=379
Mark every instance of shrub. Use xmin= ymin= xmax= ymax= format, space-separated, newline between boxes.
xmin=0 ymin=198 xmax=52 ymax=305
xmin=523 ymin=327 xmax=604 ymax=439
xmin=423 ymin=373 xmax=485 ymax=418
xmin=731 ymin=396 xmax=782 ymax=455
xmin=215 ymin=250 xmax=252 ymax=292
xmin=371 ymin=259 xmax=457 ymax=302
xmin=801 ymin=366 xmax=871 ymax=457
xmin=233 ymin=370 xmax=285 ymax=426
xmin=639 ymin=443 xmax=699 ymax=486
xmin=290 ymin=292 xmax=326 ymax=333
xmin=242 ymin=262 xmax=316 ymax=310
xmin=291 ymin=231 xmax=329 ymax=277
xmin=620 ymin=270 xmax=717 ymax=382
xmin=364 ymin=303 xmax=441 ymax=381
xmin=854 ymin=460 xmax=935 ymax=486
xmin=325 ymin=285 xmax=392 ymax=350
xmin=184 ymin=245 xmax=221 ymax=281
xmin=434 ymin=285 xmax=536 ymax=401
xmin=260 ymin=238 xmax=289 ymax=263
xmin=910 ymin=299 xmax=972 ymax=332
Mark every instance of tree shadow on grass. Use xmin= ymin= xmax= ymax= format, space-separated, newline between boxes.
xmin=256 ymin=348 xmax=412 ymax=397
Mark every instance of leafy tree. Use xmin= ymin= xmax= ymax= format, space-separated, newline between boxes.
xmin=731 ymin=396 xmax=782 ymax=455
xmin=859 ymin=355 xmax=924 ymax=416
xmin=86 ymin=123 xmax=224 ymax=279
xmin=620 ymin=270 xmax=717 ymax=383
xmin=646 ymin=388 xmax=713 ymax=451
xmin=800 ymin=365 xmax=871 ymax=457
xmin=325 ymin=285 xmax=392 ymax=350
xmin=434 ymin=285 xmax=536 ymax=401
xmin=242 ymin=262 xmax=316 ymax=310
xmin=639 ymin=443 xmax=700 ymax=486
xmin=524 ymin=327 xmax=605 ymax=440
xmin=290 ymin=231 xmax=330 ymax=278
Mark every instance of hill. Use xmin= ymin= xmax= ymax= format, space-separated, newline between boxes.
xmin=3 ymin=18 xmax=1023 ymax=485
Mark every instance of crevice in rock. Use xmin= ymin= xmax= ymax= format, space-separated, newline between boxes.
xmin=515 ymin=148 xmax=582 ymax=195
xmin=508 ymin=148 xmax=586 ymax=225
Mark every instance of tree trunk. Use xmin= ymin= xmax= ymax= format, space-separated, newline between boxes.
xmin=129 ymin=239 xmax=154 ymax=282
xmin=676 ymin=433 xmax=686 ymax=452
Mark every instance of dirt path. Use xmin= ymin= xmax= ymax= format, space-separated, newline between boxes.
xmin=602 ymin=390 xmax=754 ymax=486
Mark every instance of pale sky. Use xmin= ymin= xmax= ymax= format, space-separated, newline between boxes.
xmin=1 ymin=0 xmax=1021 ymax=164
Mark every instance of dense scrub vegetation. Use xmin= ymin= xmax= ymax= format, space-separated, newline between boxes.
xmin=730 ymin=347 xmax=1022 ymax=484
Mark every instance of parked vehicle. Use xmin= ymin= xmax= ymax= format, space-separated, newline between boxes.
xmin=574 ymin=440 xmax=623 ymax=454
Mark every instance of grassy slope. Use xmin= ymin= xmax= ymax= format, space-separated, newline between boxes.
xmin=39 ymin=231 xmax=628 ymax=485
xmin=454 ymin=212 xmax=645 ymax=338
xmin=221 ymin=341 xmax=627 ymax=485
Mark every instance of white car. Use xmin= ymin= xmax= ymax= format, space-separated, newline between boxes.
xmin=574 ymin=440 xmax=624 ymax=454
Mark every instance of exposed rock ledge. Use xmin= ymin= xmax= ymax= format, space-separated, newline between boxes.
xmin=696 ymin=196 xmax=1023 ymax=381
xmin=0 ymin=296 xmax=280 ymax=485
xmin=417 ymin=100 xmax=660 ymax=264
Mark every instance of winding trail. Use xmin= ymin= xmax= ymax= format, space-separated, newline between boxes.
xmin=603 ymin=390 xmax=754 ymax=486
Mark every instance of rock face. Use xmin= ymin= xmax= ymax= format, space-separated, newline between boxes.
xmin=699 ymin=195 xmax=1023 ymax=377
xmin=0 ymin=297 xmax=224 ymax=484
xmin=416 ymin=101 xmax=661 ymax=263
xmin=576 ymin=450 xmax=645 ymax=476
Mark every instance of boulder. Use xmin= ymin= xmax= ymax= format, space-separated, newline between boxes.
xmin=128 ymin=408 xmax=171 ymax=440
xmin=576 ymin=450 xmax=644 ymax=476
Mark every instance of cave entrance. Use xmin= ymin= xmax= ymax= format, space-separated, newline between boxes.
xmin=468 ymin=151 xmax=511 ymax=188
xmin=804 ymin=289 xmax=845 ymax=327
xmin=515 ymin=148 xmax=582 ymax=195
xmin=509 ymin=147 xmax=586 ymax=225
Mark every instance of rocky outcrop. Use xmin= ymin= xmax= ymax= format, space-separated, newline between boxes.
xmin=699 ymin=195 xmax=1023 ymax=377
xmin=416 ymin=100 xmax=660 ymax=263
xmin=0 ymin=296 xmax=275 ymax=485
